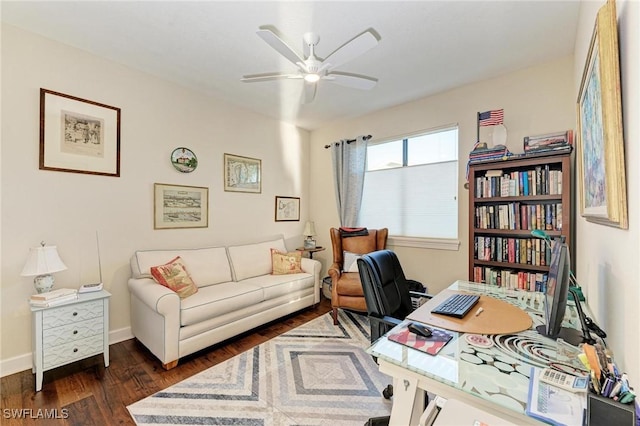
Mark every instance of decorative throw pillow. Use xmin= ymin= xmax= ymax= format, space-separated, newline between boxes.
xmin=343 ymin=251 xmax=362 ymax=273
xmin=347 ymin=258 xmax=361 ymax=273
xmin=150 ymin=256 xmax=198 ymax=299
xmin=271 ymin=249 xmax=303 ymax=275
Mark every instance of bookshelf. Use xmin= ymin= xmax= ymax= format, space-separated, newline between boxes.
xmin=468 ymin=153 xmax=571 ymax=291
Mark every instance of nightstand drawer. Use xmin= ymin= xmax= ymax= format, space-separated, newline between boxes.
xmin=43 ymin=317 xmax=104 ymax=349
xmin=43 ymin=300 xmax=103 ymax=329
xmin=43 ymin=333 xmax=104 ymax=369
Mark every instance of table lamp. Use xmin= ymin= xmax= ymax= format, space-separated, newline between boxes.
xmin=21 ymin=242 xmax=67 ymax=293
xmin=303 ymin=221 xmax=317 ymax=249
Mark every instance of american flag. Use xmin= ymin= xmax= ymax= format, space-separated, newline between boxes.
xmin=478 ymin=109 xmax=504 ymax=126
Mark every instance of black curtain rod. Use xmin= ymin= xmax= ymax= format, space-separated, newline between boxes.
xmin=324 ymin=135 xmax=372 ymax=149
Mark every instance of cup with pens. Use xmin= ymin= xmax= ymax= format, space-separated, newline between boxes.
xmin=584 ymin=343 xmax=636 ymax=405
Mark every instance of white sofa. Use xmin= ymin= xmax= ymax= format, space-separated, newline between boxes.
xmin=127 ymin=236 xmax=321 ymax=369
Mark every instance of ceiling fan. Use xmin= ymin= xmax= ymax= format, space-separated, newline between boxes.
xmin=241 ymin=27 xmax=379 ymax=103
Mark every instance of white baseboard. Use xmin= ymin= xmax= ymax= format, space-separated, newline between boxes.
xmin=0 ymin=326 xmax=133 ymax=378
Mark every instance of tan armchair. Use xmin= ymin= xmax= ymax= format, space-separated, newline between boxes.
xmin=328 ymin=227 xmax=388 ymax=324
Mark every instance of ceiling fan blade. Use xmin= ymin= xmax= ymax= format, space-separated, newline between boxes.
xmin=257 ymin=29 xmax=305 ymax=66
xmin=302 ymin=81 xmax=317 ymax=104
xmin=241 ymin=72 xmax=301 ymax=82
xmin=326 ymin=72 xmax=377 ymax=90
xmin=323 ymin=30 xmax=378 ymax=70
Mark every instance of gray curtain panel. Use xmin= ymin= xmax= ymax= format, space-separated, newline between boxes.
xmin=331 ymin=135 xmax=368 ymax=227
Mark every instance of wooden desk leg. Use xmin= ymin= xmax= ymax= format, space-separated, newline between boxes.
xmin=389 ymin=376 xmax=426 ymax=425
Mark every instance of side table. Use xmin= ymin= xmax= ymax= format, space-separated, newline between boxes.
xmin=31 ymin=290 xmax=110 ymax=391
xmin=295 ymin=246 xmax=326 ymax=259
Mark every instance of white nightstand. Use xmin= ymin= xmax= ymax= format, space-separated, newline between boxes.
xmin=31 ymin=290 xmax=110 ymax=392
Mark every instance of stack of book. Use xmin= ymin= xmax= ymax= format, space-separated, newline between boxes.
xmin=468 ymin=144 xmax=513 ymax=164
xmin=523 ymin=130 xmax=573 ymax=155
xmin=30 ymin=288 xmax=78 ymax=307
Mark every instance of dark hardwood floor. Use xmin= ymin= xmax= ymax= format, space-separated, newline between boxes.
xmin=0 ymin=299 xmax=332 ymax=425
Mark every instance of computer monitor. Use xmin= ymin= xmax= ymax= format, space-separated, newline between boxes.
xmin=536 ymin=238 xmax=583 ymax=346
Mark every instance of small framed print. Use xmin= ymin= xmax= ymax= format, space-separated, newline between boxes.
xmin=275 ymin=196 xmax=300 ymax=222
xmin=154 ymin=183 xmax=208 ymax=229
xmin=40 ymin=88 xmax=121 ymax=177
xmin=223 ymin=153 xmax=261 ymax=193
xmin=171 ymin=147 xmax=197 ymax=173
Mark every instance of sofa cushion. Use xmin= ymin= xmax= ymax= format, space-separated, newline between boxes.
xmin=227 ymin=238 xmax=287 ymax=281
xmin=150 ymin=256 xmax=198 ymax=299
xmin=270 ymin=249 xmax=303 ymax=275
xmin=242 ymin=273 xmax=314 ymax=301
xmin=179 ymin=281 xmax=264 ymax=326
xmin=131 ymin=247 xmax=231 ymax=287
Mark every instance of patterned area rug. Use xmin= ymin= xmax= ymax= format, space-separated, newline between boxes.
xmin=127 ymin=310 xmax=392 ymax=425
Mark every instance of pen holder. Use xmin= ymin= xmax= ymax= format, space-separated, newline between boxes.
xmin=587 ymin=393 xmax=636 ymax=425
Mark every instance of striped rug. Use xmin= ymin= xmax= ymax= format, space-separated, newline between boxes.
xmin=127 ymin=310 xmax=392 ymax=425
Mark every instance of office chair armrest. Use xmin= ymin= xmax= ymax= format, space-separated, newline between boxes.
xmin=370 ymin=315 xmax=402 ymax=328
xmin=409 ymin=291 xmax=434 ymax=300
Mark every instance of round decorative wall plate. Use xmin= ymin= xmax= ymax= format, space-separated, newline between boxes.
xmin=171 ymin=147 xmax=197 ymax=173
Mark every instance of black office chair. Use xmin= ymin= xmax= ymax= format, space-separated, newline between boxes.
xmin=358 ymin=249 xmax=432 ymax=343
xmin=357 ymin=249 xmax=432 ymax=402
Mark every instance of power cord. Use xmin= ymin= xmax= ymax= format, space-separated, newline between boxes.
xmin=585 ymin=316 xmax=607 ymax=339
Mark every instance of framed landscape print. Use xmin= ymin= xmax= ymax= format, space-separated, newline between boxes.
xmin=576 ymin=0 xmax=627 ymax=229
xmin=154 ymin=183 xmax=208 ymax=229
xmin=40 ymin=88 xmax=121 ymax=177
xmin=275 ymin=196 xmax=300 ymax=221
xmin=224 ymin=153 xmax=261 ymax=193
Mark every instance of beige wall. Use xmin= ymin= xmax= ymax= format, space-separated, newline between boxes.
xmin=0 ymin=25 xmax=311 ymax=374
xmin=573 ymin=0 xmax=639 ymax=386
xmin=309 ymin=56 xmax=576 ymax=295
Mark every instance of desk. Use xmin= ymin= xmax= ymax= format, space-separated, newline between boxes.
xmin=367 ymin=280 xmax=588 ymax=425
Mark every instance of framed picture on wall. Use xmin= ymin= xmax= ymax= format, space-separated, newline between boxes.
xmin=40 ymin=88 xmax=121 ymax=177
xmin=223 ymin=153 xmax=261 ymax=193
xmin=576 ymin=0 xmax=627 ymax=229
xmin=275 ymin=196 xmax=300 ymax=222
xmin=154 ymin=183 xmax=209 ymax=229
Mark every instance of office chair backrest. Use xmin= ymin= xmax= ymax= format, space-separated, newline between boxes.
xmin=358 ymin=250 xmax=415 ymax=341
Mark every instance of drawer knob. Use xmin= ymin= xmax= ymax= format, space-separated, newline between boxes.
xmin=73 ymin=312 xmax=78 ymax=316
xmin=73 ymin=348 xmax=78 ymax=353
xmin=73 ymin=330 xmax=78 ymax=335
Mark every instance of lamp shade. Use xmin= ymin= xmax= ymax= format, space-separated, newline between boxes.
xmin=303 ymin=221 xmax=317 ymax=237
xmin=21 ymin=245 xmax=67 ymax=277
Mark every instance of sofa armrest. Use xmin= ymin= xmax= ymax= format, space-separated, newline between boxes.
xmin=128 ymin=277 xmax=180 ymax=315
xmin=127 ymin=277 xmax=181 ymax=366
xmin=300 ymin=257 xmax=322 ymax=304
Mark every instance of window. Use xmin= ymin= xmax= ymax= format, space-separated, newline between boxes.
xmin=359 ymin=126 xmax=459 ymax=243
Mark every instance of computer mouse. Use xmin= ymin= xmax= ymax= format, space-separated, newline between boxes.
xmin=408 ymin=322 xmax=432 ymax=338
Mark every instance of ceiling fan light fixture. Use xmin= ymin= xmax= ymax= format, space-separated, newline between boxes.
xmin=304 ymin=73 xmax=320 ymax=83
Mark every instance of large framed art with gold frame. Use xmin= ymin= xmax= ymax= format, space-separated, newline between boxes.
xmin=576 ymin=0 xmax=627 ymax=229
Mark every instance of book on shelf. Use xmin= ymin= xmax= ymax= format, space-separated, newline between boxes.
xmin=30 ymin=292 xmax=78 ymax=307
xmin=484 ymin=169 xmax=503 ymax=177
xmin=30 ymin=287 xmax=77 ymax=301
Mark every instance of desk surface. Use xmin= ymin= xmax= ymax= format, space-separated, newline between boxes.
xmin=367 ymin=280 xmax=589 ymax=421
xmin=408 ymin=288 xmax=533 ymax=334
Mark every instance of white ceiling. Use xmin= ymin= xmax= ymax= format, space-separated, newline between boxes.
xmin=2 ymin=1 xmax=580 ymax=131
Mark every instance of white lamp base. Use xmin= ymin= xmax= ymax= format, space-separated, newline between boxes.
xmin=34 ymin=274 xmax=54 ymax=293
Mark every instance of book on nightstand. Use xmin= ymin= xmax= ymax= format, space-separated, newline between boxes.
xmin=30 ymin=288 xmax=77 ymax=301
xmin=30 ymin=288 xmax=78 ymax=307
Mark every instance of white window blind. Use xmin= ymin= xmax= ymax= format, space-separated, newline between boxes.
xmin=359 ymin=161 xmax=458 ymax=238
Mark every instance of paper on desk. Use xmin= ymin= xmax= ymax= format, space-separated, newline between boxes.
xmin=526 ymin=367 xmax=585 ymax=426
